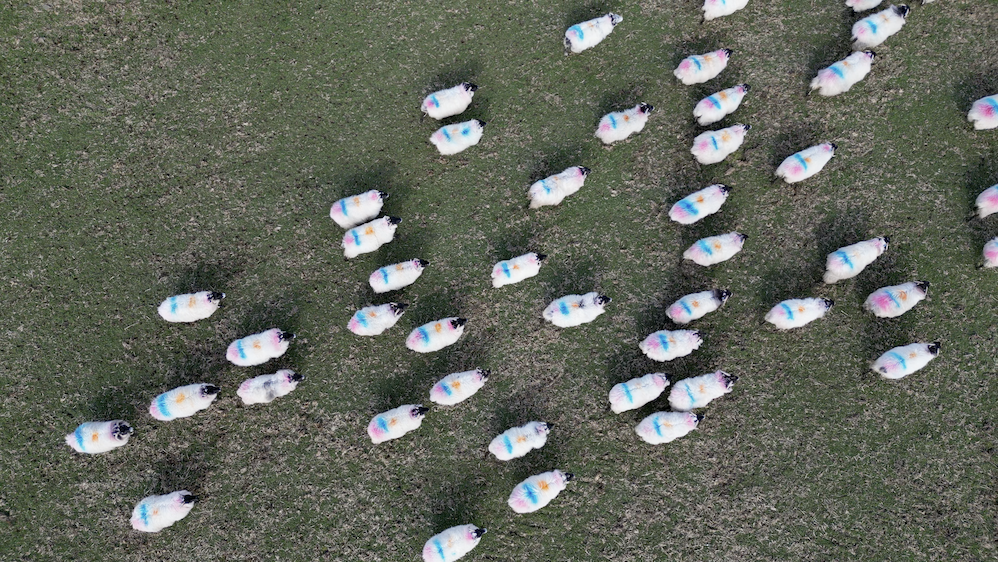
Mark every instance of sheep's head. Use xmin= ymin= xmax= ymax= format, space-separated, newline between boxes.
xmin=112 ymin=421 xmax=134 ymax=440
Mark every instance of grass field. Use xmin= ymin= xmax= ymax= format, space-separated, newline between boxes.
xmin=2 ymin=0 xmax=997 ymax=560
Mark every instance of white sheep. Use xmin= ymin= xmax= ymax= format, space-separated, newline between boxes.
xmin=542 ymin=292 xmax=611 ymax=328
xmin=348 ymin=303 xmax=408 ymax=336
xmin=669 ymin=184 xmax=731 ymax=224
xmin=65 ymin=420 xmax=133 ymax=454
xmin=635 ymin=411 xmax=701 ymax=445
xmin=329 ymin=190 xmax=388 ymax=229
xmin=674 ymin=49 xmax=732 ymax=85
xmin=421 ymin=83 xmax=478 ymax=120
xmin=683 ymin=232 xmax=747 ymax=266
xmin=975 ymin=185 xmax=998 ymax=219
xmin=130 ymin=491 xmax=197 ymax=533
xmin=775 ymin=143 xmax=837 ymax=183
xmin=639 ymin=329 xmax=703 ymax=362
xmin=528 ymin=166 xmax=591 ymax=208
xmin=968 ymin=95 xmax=998 ymax=130
xmin=693 ymin=84 xmax=750 ymax=126
xmin=343 ymin=216 xmax=401 ymax=259
xmin=430 ymin=119 xmax=486 ymax=155
xmin=422 ymin=525 xmax=486 ymax=562
xmin=702 ymin=0 xmax=750 ymax=21
xmin=429 ymin=368 xmax=489 ymax=406
xmin=488 ymin=421 xmax=550 ymax=461
xmin=985 ymin=237 xmax=998 ymax=268
xmin=149 ymin=383 xmax=220 ymax=421
xmin=852 ymin=5 xmax=910 ymax=50
xmin=863 ymin=281 xmax=928 ymax=318
xmin=564 ymin=13 xmax=623 ymax=54
xmin=846 ymin=0 xmax=884 ymax=10
xmin=668 ymin=370 xmax=738 ymax=411
xmin=368 ymin=404 xmax=429 ymax=444
xmin=491 ymin=252 xmax=546 ymax=288
xmin=508 ymin=470 xmax=573 ymax=514
xmin=691 ymin=124 xmax=750 ymax=165
xmin=237 ymin=369 xmax=303 ymax=405
xmin=370 ymin=259 xmax=428 ymax=293
xmin=666 ymin=289 xmax=730 ymax=324
xmin=765 ymin=298 xmax=834 ymax=329
xmin=810 ymin=51 xmax=875 ymax=97
xmin=595 ymin=103 xmax=654 ymax=144
xmin=872 ymin=342 xmax=940 ymax=379
xmin=226 ymin=328 xmax=294 ymax=366
xmin=157 ymin=291 xmax=225 ymax=323
xmin=609 ymin=373 xmax=670 ymax=414
xmin=823 ymin=237 xmax=890 ymax=283
xmin=405 ymin=317 xmax=467 ymax=353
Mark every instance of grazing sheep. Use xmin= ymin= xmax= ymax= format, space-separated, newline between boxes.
xmin=975 ymin=185 xmax=998 ymax=219
xmin=968 ymin=95 xmax=998 ymax=130
xmin=226 ymin=328 xmax=294 ymax=366
xmin=639 ymin=329 xmax=703 ymax=362
xmin=491 ymin=252 xmax=546 ymax=287
xmin=542 ymin=292 xmax=611 ymax=327
xmin=846 ymin=0 xmax=884 ymax=11
xmin=348 ymin=303 xmax=408 ymax=336
xmin=421 ymin=83 xmax=478 ymax=120
xmin=691 ymin=124 xmax=750 ymax=164
xmin=765 ymin=298 xmax=834 ymax=329
xmin=406 ymin=317 xmax=467 ymax=353
xmin=370 ymin=259 xmax=428 ymax=293
xmin=810 ymin=51 xmax=875 ymax=97
xmin=429 ymin=368 xmax=489 ymax=406
xmin=65 ymin=420 xmax=133 ymax=454
xmin=237 ymin=369 xmax=303 ymax=405
xmin=823 ymin=237 xmax=890 ymax=283
xmin=528 ymin=166 xmax=591 ymax=208
xmin=430 ymin=119 xmax=486 ymax=155
xmin=666 ymin=289 xmax=730 ymax=324
xmin=702 ymin=0 xmax=749 ymax=21
xmin=368 ymin=404 xmax=429 ymax=444
xmin=343 ymin=216 xmax=401 ymax=259
xmin=683 ymin=232 xmax=747 ymax=266
xmin=609 ymin=373 xmax=670 ymax=414
xmin=852 ymin=5 xmax=910 ymax=50
xmin=595 ymin=104 xmax=654 ymax=144
xmin=130 ymin=491 xmax=197 ymax=533
xmin=157 ymin=291 xmax=224 ymax=323
xmin=564 ymin=13 xmax=623 ymax=53
xmin=775 ymin=143 xmax=837 ymax=183
xmin=635 ymin=412 xmax=701 ymax=445
xmin=489 ymin=421 xmax=550 ymax=461
xmin=149 ymin=384 xmax=220 ymax=421
xmin=329 ymin=190 xmax=388 ymax=229
xmin=669 ymin=371 xmax=738 ymax=411
xmin=674 ymin=49 xmax=732 ymax=85
xmin=508 ymin=470 xmax=573 ymax=514
xmin=864 ymin=281 xmax=928 ymax=318
xmin=693 ymin=84 xmax=750 ymax=126
xmin=669 ymin=184 xmax=731 ymax=224
xmin=872 ymin=342 xmax=940 ymax=379
xmin=422 ymin=525 xmax=486 ymax=562
xmin=984 ymin=237 xmax=998 ymax=268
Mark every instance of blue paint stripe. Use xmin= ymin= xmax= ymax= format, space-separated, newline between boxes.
xmin=170 ymin=296 xmax=178 ymax=314
xmin=608 ymin=114 xmax=618 ymax=129
xmin=434 ymin=539 xmax=445 ymax=560
xmin=653 ymin=416 xmax=663 ymax=436
xmin=698 ymin=239 xmax=713 ymax=256
xmin=541 ymin=179 xmax=552 ymax=193
xmin=236 ymin=339 xmax=247 ymax=360
xmin=139 ymin=503 xmax=150 ymax=527
xmin=440 ymin=383 xmax=452 ymax=396
xmin=377 ymin=417 xmax=389 ymax=432
xmin=339 ymin=199 xmax=348 ymax=216
xmin=380 ymin=268 xmax=389 ymax=284
xmin=656 ymin=332 xmax=669 ymax=351
xmin=569 ymin=24 xmax=583 ymax=41
xmin=558 ymin=301 xmax=570 ymax=315
xmin=678 ymin=200 xmax=699 ymax=216
xmin=523 ymin=483 xmax=539 ymax=504
xmin=692 ymin=57 xmax=702 ymax=71
xmin=680 ymin=299 xmax=693 ymax=316
xmin=710 ymin=136 xmax=719 ymax=151
xmin=501 ymin=262 xmax=511 ymax=278
xmin=866 ymin=19 xmax=878 ymax=35
xmin=831 ymin=64 xmax=846 ymax=79
xmin=986 ymin=98 xmax=998 ymax=112
xmin=886 ymin=291 xmax=902 ymax=309
xmin=835 ymin=250 xmax=854 ymax=269
xmin=707 ymin=95 xmax=721 ymax=109
xmin=156 ymin=393 xmax=171 ymax=419
xmin=794 ymin=153 xmax=809 ymax=170
xmin=442 ymin=128 xmax=452 ymax=141
xmin=622 ymin=383 xmax=634 ymax=404
xmin=461 ymin=126 xmax=470 ymax=136
xmin=351 ymin=230 xmax=361 ymax=246
xmin=503 ymin=435 xmax=513 ymax=454
xmin=418 ymin=327 xmax=430 ymax=344
xmin=780 ymin=302 xmax=794 ymax=321
xmin=429 ymin=94 xmax=439 ymax=108
xmin=685 ymin=382 xmax=697 ymax=407
xmin=888 ymin=351 xmax=907 ymax=370
xmin=74 ymin=426 xmax=85 ymax=451
xmin=354 ymin=312 xmax=369 ymax=327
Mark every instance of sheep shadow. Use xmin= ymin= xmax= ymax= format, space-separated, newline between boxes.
xmin=953 ymin=66 xmax=998 ymax=115
xmin=539 ymin=255 xmax=602 ymax=303
xmin=168 ymin=257 xmax=244 ymax=296
xmin=804 ymin=9 xmax=856 ymax=89
xmin=328 ymin=160 xmax=410 ymax=210
xmin=527 ymin=143 xmax=591 ymax=184
xmin=594 ymin=86 xmax=646 ymax=124
xmin=160 ymin=342 xmax=230 ymax=390
xmin=860 ymin=308 xmax=923 ymax=367
xmin=427 ymin=471 xmax=487 ymax=533
xmin=423 ymin=60 xmax=484 ymax=96
xmin=964 ymin=152 xmax=998 ymax=250
xmin=147 ymin=447 xmax=217 ymax=498
xmin=88 ymin=379 xmax=145 ymax=422
xmin=812 ymin=206 xmax=873 ymax=268
xmin=769 ymin=122 xmax=827 ymax=169
xmin=489 ymin=390 xmax=550 ymax=437
xmin=756 ymin=262 xmax=826 ymax=317
xmin=489 ymin=220 xmax=547 ymax=262
xmin=564 ymin=1 xmax=619 ymax=28
xmin=376 ymin=224 xmax=434 ymax=272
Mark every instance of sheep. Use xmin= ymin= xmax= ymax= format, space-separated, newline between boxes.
xmin=149 ymin=384 xmax=220 ymax=421
xmin=666 ymin=289 xmax=731 ymax=324
xmin=564 ymin=13 xmax=623 ymax=54
xmin=370 ymin=259 xmax=428 ymax=293
xmin=609 ymin=373 xmax=670 ymax=414
xmin=368 ymin=404 xmax=429 ymax=444
xmin=852 ymin=5 xmax=910 ymax=50
xmin=348 ymin=303 xmax=408 ymax=336
xmin=968 ymin=95 xmax=998 ymax=130
xmin=669 ymin=184 xmax=731 ymax=224
xmin=674 ymin=49 xmax=732 ymax=85
xmin=702 ymin=0 xmax=750 ymax=21
xmin=985 ymin=237 xmax=998 ymax=268
xmin=683 ymin=232 xmax=747 ymax=266
xmin=343 ymin=216 xmax=401 ymax=259
xmin=130 ymin=491 xmax=197 ymax=533
xmin=810 ymin=51 xmax=875 ymax=97
xmin=823 ymin=237 xmax=889 ymax=283
xmin=775 ymin=143 xmax=837 ymax=183
xmin=488 ymin=421 xmax=550 ymax=461
xmin=157 ymin=291 xmax=225 ymax=323
xmin=65 ymin=420 xmax=133 ymax=454
xmin=635 ymin=412 xmax=702 ymax=445
xmin=765 ymin=298 xmax=834 ymax=329
xmin=528 ymin=166 xmax=591 ymax=208
xmin=846 ymin=0 xmax=884 ymax=11
xmin=508 ymin=470 xmax=573 ymax=514
xmin=491 ymin=252 xmax=546 ymax=288
xmin=691 ymin=124 xmax=750 ymax=165
xmin=226 ymin=328 xmax=294 ymax=366
xmin=639 ymin=329 xmax=703 ymax=362
xmin=542 ymin=292 xmax=611 ymax=328
xmin=668 ymin=370 xmax=738 ymax=411
xmin=329 ymin=190 xmax=388 ymax=229
xmin=237 ymin=369 xmax=303 ymax=405
xmin=864 ymin=281 xmax=928 ymax=318
xmin=406 ymin=317 xmax=467 ymax=353
xmin=429 ymin=368 xmax=489 ymax=406
xmin=975 ymin=185 xmax=998 ymax=219
xmin=421 ymin=83 xmax=478 ymax=120
xmin=595 ymin=103 xmax=654 ymax=144
xmin=430 ymin=119 xmax=486 ymax=155
xmin=872 ymin=342 xmax=940 ymax=379
xmin=422 ymin=525 xmax=487 ymax=562
xmin=693 ymin=84 xmax=750 ymax=126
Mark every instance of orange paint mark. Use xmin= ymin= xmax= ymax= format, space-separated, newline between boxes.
xmin=365 ymin=227 xmax=375 ymax=236
xmin=699 ymin=384 xmax=706 ymax=394
xmin=899 ymin=291 xmax=907 ymax=300
xmin=451 ymin=381 xmax=462 ymax=390
xmin=721 ymin=132 xmax=732 ymax=142
xmin=353 ymin=197 xmax=360 ymax=205
xmin=692 ymin=300 xmax=700 ymax=307
xmin=798 ymin=306 xmax=805 ymax=313
xmin=435 ymin=323 xmax=443 ymax=333
xmin=253 ymin=341 xmax=262 ymax=349
xmin=713 ymin=242 xmax=721 ymax=250
xmin=396 ymin=264 xmax=404 ymax=270
xmin=696 ymin=196 xmax=705 ymax=203
xmin=538 ymin=480 xmax=550 ymax=491
xmin=909 ymin=352 xmax=917 ymax=358
xmin=389 ymin=417 xmax=398 ymax=426
xmin=516 ymin=435 xmax=527 ymax=443
xmin=91 ymin=432 xmax=99 ymax=442
xmin=175 ymin=393 xmax=186 ymax=403
xmin=188 ymin=297 xmax=196 ymax=308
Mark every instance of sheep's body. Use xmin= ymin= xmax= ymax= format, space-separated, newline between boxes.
xmin=237 ymin=369 xmax=303 ymax=405
xmin=669 ymin=371 xmax=738 ymax=411
xmin=775 ymin=143 xmax=837 ymax=183
xmin=968 ymin=95 xmax=998 ymax=130
xmin=157 ymin=291 xmax=224 ymax=323
xmin=691 ymin=124 xmax=749 ymax=165
xmin=226 ymin=328 xmax=294 ymax=366
xmin=846 ymin=0 xmax=884 ymax=11
xmin=130 ymin=491 xmax=197 ymax=533
xmin=329 ymin=190 xmax=387 ymax=229
xmin=491 ymin=253 xmax=545 ymax=287
xmin=810 ymin=51 xmax=875 ymax=97
xmin=765 ymin=298 xmax=834 ymax=329
xmin=669 ymin=184 xmax=730 ymax=225
xmin=595 ymin=104 xmax=654 ymax=144
xmin=368 ymin=404 xmax=428 ymax=444
xmin=975 ymin=185 xmax=998 ymax=219
xmin=348 ymin=303 xmax=407 ymax=336
xmin=65 ymin=420 xmax=133 ymax=454
xmin=666 ymin=289 xmax=730 ymax=324
xmin=702 ymin=0 xmax=749 ymax=21
xmin=489 ymin=422 xmax=550 ymax=461
xmin=635 ymin=412 xmax=701 ymax=445
xmin=430 ymin=119 xmax=486 ymax=155
xmin=674 ymin=49 xmax=732 ymax=85
xmin=639 ymin=329 xmax=703 ymax=362
xmin=370 ymin=259 xmax=428 ymax=293
xmin=609 ymin=373 xmax=670 ymax=414
xmin=343 ymin=216 xmax=401 ymax=259
xmin=693 ymin=84 xmax=750 ymax=126
xmin=508 ymin=470 xmax=573 ymax=514
xmin=864 ymin=281 xmax=928 ymax=318
xmin=421 ymin=83 xmax=477 ymax=120
xmin=683 ymin=232 xmax=747 ymax=266
xmin=823 ymin=237 xmax=889 ymax=283
xmin=528 ymin=166 xmax=591 ymax=208
xmin=405 ymin=317 xmax=467 ymax=353
xmin=985 ymin=237 xmax=998 ymax=268
xmin=852 ymin=5 xmax=910 ymax=50
xmin=422 ymin=525 xmax=486 ymax=562
xmin=429 ymin=368 xmax=489 ymax=406
xmin=873 ymin=342 xmax=940 ymax=379
xmin=564 ymin=13 xmax=623 ymax=53
xmin=149 ymin=384 xmax=220 ymax=421
xmin=542 ymin=292 xmax=610 ymax=328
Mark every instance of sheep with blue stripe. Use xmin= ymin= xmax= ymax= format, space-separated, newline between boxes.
xmin=639 ymin=329 xmax=703 ymax=362
xmin=702 ymin=0 xmax=749 ymax=21
xmin=65 ymin=420 xmax=133 ymax=454
xmin=342 ymin=216 xmax=401 ymax=259
xmin=430 ymin=119 xmax=486 ymax=155
xmin=130 ymin=491 xmax=197 ymax=533
xmin=873 ymin=342 xmax=940 ymax=379
xmin=683 ymin=232 xmax=747 ymax=266
xmin=975 ymin=185 xmax=998 ymax=218
xmin=157 ymin=291 xmax=224 ymax=323
xmin=635 ymin=412 xmax=702 ymax=445
xmin=609 ymin=373 xmax=669 ymax=414
xmin=508 ymin=470 xmax=573 ymax=514
xmin=237 ymin=369 xmax=303 ymax=405
xmin=775 ymin=143 xmax=836 ymax=183
xmin=864 ymin=281 xmax=928 ymax=318
xmin=810 ymin=52 xmax=875 ymax=97
xmin=370 ymin=259 xmax=428 ymax=293
xmin=226 ymin=328 xmax=294 ymax=366
xmin=985 ymin=237 xmax=998 ymax=268
xmin=669 ymin=184 xmax=731 ymax=225
xmin=429 ymin=368 xmax=489 ymax=406
xmin=329 ymin=190 xmax=388 ymax=229
xmin=489 ymin=421 xmax=550 ymax=461
xmin=406 ymin=317 xmax=467 ymax=352
xmin=595 ymin=104 xmax=654 ymax=144
xmin=969 ymin=95 xmax=998 ymax=130
xmin=694 ymin=84 xmax=750 ymax=126
xmin=422 ymin=525 xmax=486 ymax=562
xmin=149 ymin=384 xmax=220 ymax=421
xmin=528 ymin=166 xmax=591 ymax=208
xmin=691 ymin=124 xmax=750 ymax=165
xmin=368 ymin=404 xmax=429 ymax=444
xmin=491 ymin=252 xmax=545 ymax=287
xmin=564 ymin=13 xmax=623 ymax=54
xmin=421 ymin=83 xmax=478 ymax=120
xmin=674 ymin=49 xmax=732 ymax=85
xmin=852 ymin=5 xmax=909 ymax=50
xmin=668 ymin=371 xmax=738 ymax=410
xmin=543 ymin=292 xmax=610 ymax=327
xmin=846 ymin=0 xmax=884 ymax=12
xmin=765 ymin=298 xmax=834 ymax=329
xmin=348 ymin=303 xmax=407 ymax=336
xmin=666 ymin=289 xmax=730 ymax=324
xmin=823 ymin=237 xmax=889 ymax=283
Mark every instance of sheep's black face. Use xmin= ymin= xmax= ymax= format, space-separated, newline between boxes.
xmin=474 ymin=119 xmax=487 ymax=128
xmin=113 ymin=422 xmax=134 ymax=440
xmin=416 ymin=259 xmax=430 ymax=268
xmin=378 ymin=191 xmax=390 ymax=200
xmin=387 ymin=216 xmax=402 ymax=225
xmin=463 ymin=82 xmax=478 ymax=92
xmin=695 ymin=413 xmax=705 ymax=424
xmin=181 ymin=494 xmax=198 ymax=505
xmin=717 ymin=184 xmax=731 ymax=194
xmin=722 ymin=48 xmax=733 ymax=57
xmin=563 ymin=472 xmax=575 ymax=482
xmin=739 ymin=123 xmax=751 ymax=131
xmin=537 ymin=422 xmax=551 ymax=434
xmin=596 ymin=294 xmax=612 ymax=305
xmin=865 ymin=51 xmax=876 ymax=62
xmin=928 ymin=342 xmax=941 ymax=355
xmin=413 ymin=406 xmax=430 ymax=417
xmin=290 ymin=371 xmax=305 ymax=382
xmin=208 ymin=292 xmax=225 ymax=302
xmin=390 ymin=302 xmax=409 ymax=315
xmin=739 ymin=83 xmax=751 ymax=92
xmin=202 ymin=384 xmax=221 ymax=397
xmin=716 ymin=289 xmax=732 ymax=302
xmin=452 ymin=318 xmax=468 ymax=328
xmin=477 ymin=369 xmax=491 ymax=381
xmin=279 ymin=331 xmax=296 ymax=341
xmin=823 ymin=299 xmax=834 ymax=309
xmin=535 ymin=253 xmax=548 ymax=262
xmin=915 ymin=280 xmax=930 ymax=293
xmin=829 ymin=143 xmax=838 ymax=151
xmin=895 ymin=4 xmax=910 ymax=18
xmin=472 ymin=528 xmax=487 ymax=538
xmin=721 ymin=372 xmax=739 ymax=386
xmin=579 ymin=166 xmax=592 ymax=175
xmin=737 ymin=233 xmax=749 ymax=242
xmin=638 ymin=103 xmax=654 ymax=114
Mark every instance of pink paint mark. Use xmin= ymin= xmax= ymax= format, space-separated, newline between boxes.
xmin=870 ymin=293 xmax=895 ymax=312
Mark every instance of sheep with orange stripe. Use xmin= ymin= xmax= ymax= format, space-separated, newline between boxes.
xmin=429 ymin=368 xmax=489 ymax=406
xmin=406 ymin=317 xmax=467 ymax=352
xmin=683 ymin=232 xmax=747 ymax=266
xmin=668 ymin=371 xmax=738 ymax=410
xmin=157 ymin=291 xmax=224 ymax=323
xmin=508 ymin=470 xmax=573 ymax=514
xmin=329 ymin=190 xmax=388 ymax=229
xmin=489 ymin=421 xmax=550 ymax=461
xmin=635 ymin=411 xmax=702 ymax=445
xmin=674 ymin=49 xmax=732 ymax=85
xmin=343 ymin=216 xmax=401 ymax=259
xmin=65 ymin=420 xmax=133 ymax=454
xmin=348 ymin=303 xmax=408 ymax=336
xmin=368 ymin=404 xmax=429 ymax=444
xmin=863 ymin=281 xmax=928 ymax=318
xmin=775 ymin=143 xmax=836 ymax=183
xmin=226 ymin=328 xmax=294 ymax=366
xmin=595 ymin=104 xmax=654 ymax=144
xmin=543 ymin=292 xmax=610 ymax=327
xmin=149 ymin=384 xmax=220 ymax=421
xmin=810 ymin=51 xmax=875 ymax=97
xmin=130 ymin=491 xmax=197 ymax=533
xmin=694 ymin=84 xmax=750 ymax=126
xmin=491 ymin=252 xmax=546 ymax=287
